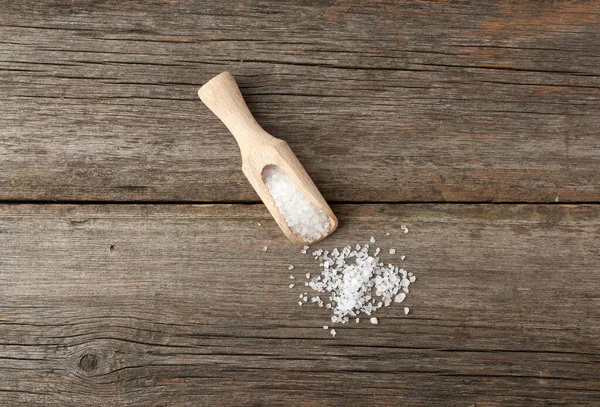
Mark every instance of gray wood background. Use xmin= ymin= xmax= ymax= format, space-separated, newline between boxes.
xmin=1 ymin=1 xmax=599 ymax=406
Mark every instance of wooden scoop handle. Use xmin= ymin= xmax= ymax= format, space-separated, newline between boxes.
xmin=198 ymin=72 xmax=273 ymax=154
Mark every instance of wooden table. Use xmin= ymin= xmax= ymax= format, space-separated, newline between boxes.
xmin=1 ymin=1 xmax=599 ymax=405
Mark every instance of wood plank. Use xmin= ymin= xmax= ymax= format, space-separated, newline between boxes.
xmin=0 ymin=203 xmax=598 ymax=406
xmin=1 ymin=1 xmax=599 ymax=202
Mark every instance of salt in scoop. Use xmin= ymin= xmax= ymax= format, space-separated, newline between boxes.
xmin=198 ymin=72 xmax=338 ymax=244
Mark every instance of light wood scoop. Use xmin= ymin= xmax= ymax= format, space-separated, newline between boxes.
xmin=198 ymin=72 xmax=338 ymax=245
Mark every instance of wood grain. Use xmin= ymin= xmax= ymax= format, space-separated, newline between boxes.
xmin=0 ymin=203 xmax=598 ymax=406
xmin=1 ymin=0 xmax=599 ymax=202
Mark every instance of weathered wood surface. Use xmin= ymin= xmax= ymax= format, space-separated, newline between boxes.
xmin=1 ymin=1 xmax=599 ymax=202
xmin=0 ymin=203 xmax=598 ymax=406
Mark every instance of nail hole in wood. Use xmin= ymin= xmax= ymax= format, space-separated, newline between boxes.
xmin=109 ymin=245 xmax=115 ymax=252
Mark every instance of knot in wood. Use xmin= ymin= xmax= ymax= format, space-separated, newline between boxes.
xmin=79 ymin=354 xmax=98 ymax=372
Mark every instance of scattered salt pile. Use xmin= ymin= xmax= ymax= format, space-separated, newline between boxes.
xmin=263 ymin=165 xmax=330 ymax=242
xmin=292 ymin=237 xmax=415 ymax=336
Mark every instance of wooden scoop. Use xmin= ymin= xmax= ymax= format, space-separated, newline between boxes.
xmin=198 ymin=72 xmax=338 ymax=245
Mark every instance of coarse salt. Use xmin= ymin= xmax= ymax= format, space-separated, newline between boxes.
xmin=303 ymin=238 xmax=416 ymax=330
xmin=263 ymin=165 xmax=331 ymax=243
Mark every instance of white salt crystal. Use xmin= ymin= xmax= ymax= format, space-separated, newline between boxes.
xmin=385 ymin=232 xmax=390 ymax=236
xmin=289 ymin=265 xmax=294 ymax=270
xmin=296 ymin=237 xmax=417 ymax=334
xmin=404 ymin=307 xmax=410 ymax=314
xmin=289 ymin=283 xmax=295 ymax=289
xmin=263 ymin=167 xmax=332 ymax=242
xmin=401 ymin=225 xmax=408 ymax=234
xmin=370 ymin=236 xmax=376 ymax=244
xmin=290 ymin=275 xmax=295 ymax=279
xmin=262 ymin=246 xmax=268 ymax=252
xmin=409 ymin=276 xmax=416 ymax=283
xmin=306 ymin=272 xmax=310 ymax=279
xmin=330 ymin=329 xmax=336 ymax=337
xmin=389 ymin=248 xmax=396 ymax=255
xmin=370 ymin=317 xmax=378 ymax=324
xmin=401 ymin=255 xmax=406 ymax=260
xmin=257 ymin=222 xmax=261 ymax=226
xmin=305 ymin=243 xmax=415 ymax=321
xmin=323 ymin=325 xmax=328 ymax=329
xmin=298 ymin=301 xmax=302 ymax=306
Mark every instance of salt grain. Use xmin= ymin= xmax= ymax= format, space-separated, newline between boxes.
xmin=370 ymin=236 xmax=376 ymax=244
xmin=370 ymin=317 xmax=378 ymax=324
xmin=330 ymin=329 xmax=336 ymax=337
xmin=289 ymin=265 xmax=294 ymax=270
xmin=323 ymin=325 xmax=328 ymax=329
xmin=401 ymin=225 xmax=409 ymax=234
xmin=262 ymin=246 xmax=268 ymax=252
xmin=401 ymin=255 xmax=406 ymax=260
xmin=289 ymin=283 xmax=295 ymax=288
xmin=389 ymin=248 xmax=396 ymax=255
xmin=302 ymin=238 xmax=416 ymax=329
xmin=263 ymin=167 xmax=331 ymax=241
xmin=404 ymin=307 xmax=410 ymax=314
